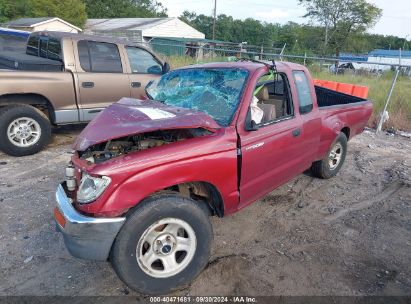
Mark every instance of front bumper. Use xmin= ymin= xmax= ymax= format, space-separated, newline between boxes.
xmin=54 ymin=183 xmax=126 ymax=261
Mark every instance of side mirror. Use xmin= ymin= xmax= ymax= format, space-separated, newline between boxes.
xmin=162 ymin=62 xmax=170 ymax=74
xmin=245 ymin=108 xmax=260 ymax=131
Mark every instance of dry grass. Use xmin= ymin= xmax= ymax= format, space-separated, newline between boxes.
xmin=162 ymin=56 xmax=411 ymax=131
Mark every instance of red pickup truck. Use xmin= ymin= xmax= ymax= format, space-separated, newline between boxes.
xmin=54 ymin=60 xmax=372 ymax=295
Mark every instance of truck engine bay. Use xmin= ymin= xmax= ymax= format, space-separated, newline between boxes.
xmin=78 ymin=128 xmax=212 ymax=164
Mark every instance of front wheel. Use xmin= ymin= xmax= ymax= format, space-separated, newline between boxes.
xmin=0 ymin=105 xmax=51 ymax=156
xmin=110 ymin=194 xmax=213 ymax=295
xmin=311 ymin=133 xmax=348 ymax=179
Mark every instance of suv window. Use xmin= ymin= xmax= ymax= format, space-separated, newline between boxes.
xmin=78 ymin=40 xmax=123 ymax=73
xmin=125 ymin=46 xmax=162 ymax=74
xmin=293 ymin=71 xmax=313 ymax=114
xmin=39 ymin=36 xmax=48 ymax=58
xmin=78 ymin=40 xmax=91 ymax=71
xmin=47 ymin=37 xmax=62 ymax=61
xmin=26 ymin=35 xmax=62 ymax=61
xmin=26 ymin=35 xmax=39 ymax=56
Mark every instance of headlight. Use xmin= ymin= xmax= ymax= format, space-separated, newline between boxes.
xmin=77 ymin=173 xmax=111 ymax=204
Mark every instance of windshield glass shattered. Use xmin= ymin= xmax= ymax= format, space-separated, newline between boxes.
xmin=146 ymin=68 xmax=248 ymax=126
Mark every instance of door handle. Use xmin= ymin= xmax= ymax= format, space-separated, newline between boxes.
xmin=82 ymin=82 xmax=94 ymax=88
xmin=292 ymin=128 xmax=301 ymax=137
xmin=131 ymin=82 xmax=141 ymax=88
xmin=88 ymin=109 xmax=102 ymax=114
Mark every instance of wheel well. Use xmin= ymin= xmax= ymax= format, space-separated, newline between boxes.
xmin=153 ymin=182 xmax=225 ymax=217
xmin=341 ymin=127 xmax=350 ymax=140
xmin=0 ymin=94 xmax=55 ymax=123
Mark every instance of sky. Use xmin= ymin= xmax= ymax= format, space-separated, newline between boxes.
xmin=160 ymin=0 xmax=411 ymax=39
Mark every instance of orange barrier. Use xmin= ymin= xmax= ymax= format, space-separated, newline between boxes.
xmin=314 ymin=79 xmax=369 ymax=99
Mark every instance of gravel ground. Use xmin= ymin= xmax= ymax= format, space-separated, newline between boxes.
xmin=0 ymin=126 xmax=410 ymax=296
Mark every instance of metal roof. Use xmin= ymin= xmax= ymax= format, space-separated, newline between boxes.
xmin=6 ymin=17 xmax=82 ymax=32
xmin=86 ymin=18 xmax=174 ymax=32
xmin=150 ymin=36 xmax=238 ymax=44
xmin=6 ymin=17 xmax=54 ymax=27
xmin=369 ymin=49 xmax=411 ymax=58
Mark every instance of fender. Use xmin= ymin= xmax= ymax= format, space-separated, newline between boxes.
xmin=87 ymin=149 xmax=240 ymax=217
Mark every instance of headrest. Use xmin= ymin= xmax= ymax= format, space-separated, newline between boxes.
xmin=256 ymin=86 xmax=269 ymax=101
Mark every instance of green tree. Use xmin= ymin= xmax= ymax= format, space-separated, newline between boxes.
xmin=28 ymin=0 xmax=87 ymax=28
xmin=84 ymin=0 xmax=167 ymax=18
xmin=0 ymin=0 xmax=87 ymax=28
xmin=298 ymin=0 xmax=382 ymax=56
xmin=0 ymin=0 xmax=28 ymax=23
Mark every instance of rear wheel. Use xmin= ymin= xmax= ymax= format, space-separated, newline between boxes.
xmin=110 ymin=194 xmax=213 ymax=295
xmin=0 ymin=105 xmax=51 ymax=156
xmin=311 ymin=133 xmax=347 ymax=179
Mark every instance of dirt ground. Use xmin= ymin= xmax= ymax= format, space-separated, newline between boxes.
xmin=0 ymin=126 xmax=410 ymax=296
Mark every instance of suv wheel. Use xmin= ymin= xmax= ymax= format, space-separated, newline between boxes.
xmin=110 ymin=194 xmax=213 ymax=295
xmin=0 ymin=105 xmax=51 ymax=156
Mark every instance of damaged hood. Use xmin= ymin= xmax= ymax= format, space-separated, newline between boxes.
xmin=73 ymin=98 xmax=220 ymax=151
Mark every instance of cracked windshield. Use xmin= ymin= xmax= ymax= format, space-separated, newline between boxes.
xmin=146 ymin=68 xmax=248 ymax=126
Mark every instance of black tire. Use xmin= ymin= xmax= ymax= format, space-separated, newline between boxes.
xmin=311 ymin=133 xmax=348 ymax=179
xmin=0 ymin=105 xmax=51 ymax=156
xmin=110 ymin=194 xmax=213 ymax=295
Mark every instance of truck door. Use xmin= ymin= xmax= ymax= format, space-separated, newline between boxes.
xmin=238 ymin=73 xmax=308 ymax=209
xmin=123 ymin=46 xmax=163 ymax=99
xmin=76 ymin=40 xmax=131 ymax=121
xmin=292 ymin=70 xmax=322 ymax=167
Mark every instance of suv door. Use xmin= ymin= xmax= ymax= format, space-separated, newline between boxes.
xmin=76 ymin=40 xmax=131 ymax=121
xmin=124 ymin=46 xmax=163 ymax=99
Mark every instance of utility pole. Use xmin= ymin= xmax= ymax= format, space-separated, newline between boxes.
xmin=212 ymin=0 xmax=217 ymax=40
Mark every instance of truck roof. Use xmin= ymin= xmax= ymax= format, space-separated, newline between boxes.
xmin=179 ymin=60 xmax=306 ymax=73
xmin=30 ymin=31 xmax=144 ymax=47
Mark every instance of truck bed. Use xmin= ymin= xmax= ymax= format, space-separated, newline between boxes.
xmin=0 ymin=51 xmax=63 ymax=71
xmin=315 ymin=85 xmax=367 ymax=108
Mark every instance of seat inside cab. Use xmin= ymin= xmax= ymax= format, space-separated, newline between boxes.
xmin=254 ymin=74 xmax=293 ymax=124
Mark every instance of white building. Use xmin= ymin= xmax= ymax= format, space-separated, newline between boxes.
xmin=85 ymin=17 xmax=205 ymax=44
xmin=367 ymin=49 xmax=411 ymax=72
xmin=6 ymin=17 xmax=82 ymax=33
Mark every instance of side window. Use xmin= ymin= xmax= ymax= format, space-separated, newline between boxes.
xmin=293 ymin=71 xmax=313 ymax=114
xmin=47 ymin=37 xmax=62 ymax=61
xmin=26 ymin=35 xmax=39 ymax=56
xmin=125 ymin=47 xmax=162 ymax=74
xmin=252 ymin=73 xmax=293 ymax=125
xmin=77 ymin=40 xmax=122 ymax=73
